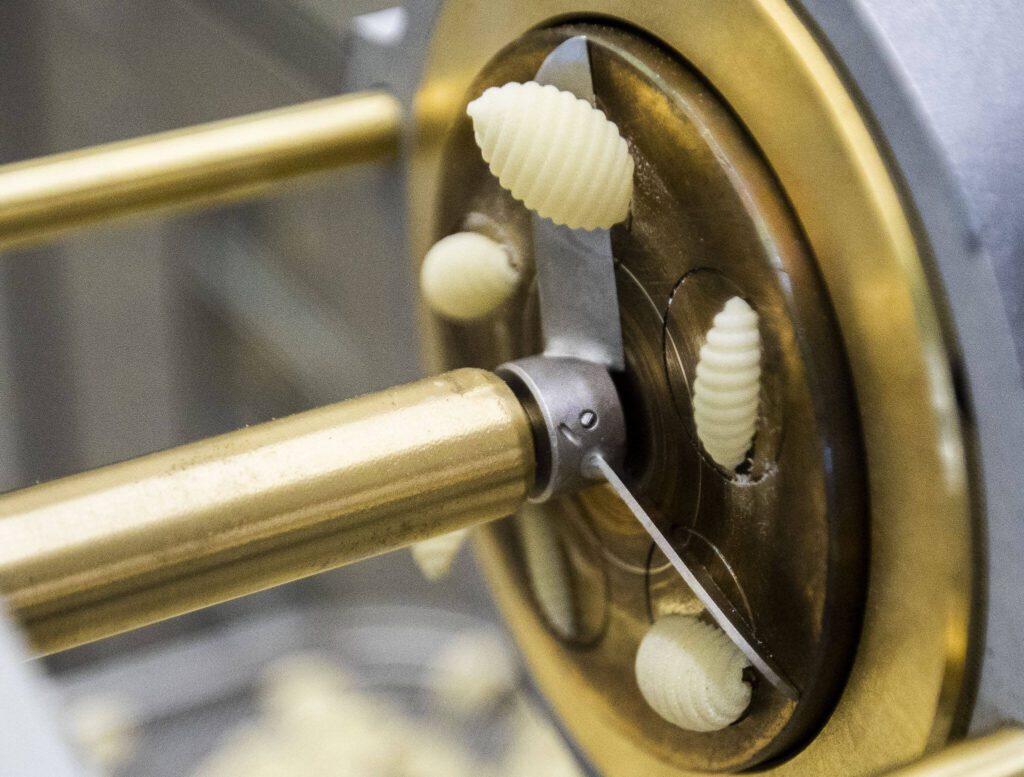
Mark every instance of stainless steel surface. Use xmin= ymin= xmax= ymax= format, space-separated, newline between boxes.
xmin=796 ymin=0 xmax=1024 ymax=735
xmin=474 ymin=38 xmax=628 ymax=505
xmin=531 ymin=36 xmax=624 ymax=371
xmin=586 ymin=454 xmax=797 ymax=700
xmin=497 ymin=356 xmax=624 ymax=501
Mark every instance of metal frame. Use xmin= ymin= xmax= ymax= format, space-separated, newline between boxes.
xmin=797 ymin=0 xmax=1024 ymax=735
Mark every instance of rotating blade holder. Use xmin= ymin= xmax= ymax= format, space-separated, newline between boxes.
xmin=496 ymin=35 xmax=798 ymax=699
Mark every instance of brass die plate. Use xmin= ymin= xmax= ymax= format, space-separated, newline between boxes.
xmin=410 ymin=3 xmax=973 ymax=775
xmin=427 ymin=24 xmax=865 ymax=770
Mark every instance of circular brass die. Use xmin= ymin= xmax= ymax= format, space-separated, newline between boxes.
xmin=409 ymin=3 xmax=973 ymax=776
xmin=420 ymin=24 xmax=865 ymax=771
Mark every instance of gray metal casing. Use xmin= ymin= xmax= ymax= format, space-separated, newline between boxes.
xmin=797 ymin=0 xmax=1024 ymax=732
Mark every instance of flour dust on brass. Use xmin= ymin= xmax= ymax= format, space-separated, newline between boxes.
xmin=420 ymin=231 xmax=522 ymax=322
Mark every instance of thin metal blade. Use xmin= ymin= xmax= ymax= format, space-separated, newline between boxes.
xmin=532 ymin=36 xmax=624 ymax=371
xmin=587 ymin=454 xmax=800 ymax=700
xmin=535 ymin=35 xmax=595 ymax=103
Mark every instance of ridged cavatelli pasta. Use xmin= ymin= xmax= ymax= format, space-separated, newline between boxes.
xmin=692 ymin=297 xmax=762 ymax=470
xmin=420 ymin=231 xmax=520 ymax=321
xmin=467 ymin=82 xmax=634 ymax=230
xmin=516 ymin=505 xmax=576 ymax=640
xmin=634 ymin=615 xmax=752 ymax=732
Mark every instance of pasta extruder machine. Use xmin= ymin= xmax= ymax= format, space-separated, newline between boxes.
xmin=1 ymin=1 xmax=1023 ymax=775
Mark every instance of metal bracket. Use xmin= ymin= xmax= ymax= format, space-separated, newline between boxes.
xmin=497 ymin=356 xmax=624 ymax=502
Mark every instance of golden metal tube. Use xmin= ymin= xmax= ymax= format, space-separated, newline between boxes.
xmin=0 ymin=369 xmax=533 ymax=654
xmin=887 ymin=729 xmax=1024 ymax=776
xmin=0 ymin=91 xmax=402 ymax=251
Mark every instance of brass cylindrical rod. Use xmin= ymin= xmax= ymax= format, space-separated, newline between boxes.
xmin=0 ymin=369 xmax=534 ymax=654
xmin=0 ymin=91 xmax=402 ymax=251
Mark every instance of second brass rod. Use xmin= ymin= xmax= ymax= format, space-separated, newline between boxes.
xmin=0 ymin=90 xmax=402 ymax=252
xmin=0 ymin=369 xmax=534 ymax=654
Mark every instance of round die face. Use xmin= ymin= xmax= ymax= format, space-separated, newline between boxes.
xmin=428 ymin=23 xmax=867 ymax=771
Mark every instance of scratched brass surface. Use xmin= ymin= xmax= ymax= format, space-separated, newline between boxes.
xmin=0 ymin=91 xmax=401 ymax=251
xmin=0 ymin=369 xmax=533 ymax=654
xmin=410 ymin=3 xmax=973 ymax=775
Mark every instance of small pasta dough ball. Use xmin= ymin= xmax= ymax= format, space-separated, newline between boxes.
xmin=420 ymin=231 xmax=520 ymax=320
xmin=467 ymin=81 xmax=634 ymax=230
xmin=634 ymin=615 xmax=752 ymax=732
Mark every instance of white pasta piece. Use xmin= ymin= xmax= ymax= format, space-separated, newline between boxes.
xmin=516 ymin=505 xmax=575 ymax=639
xmin=66 ymin=694 xmax=138 ymax=775
xmin=420 ymin=231 xmax=520 ymax=320
xmin=428 ymin=629 xmax=518 ymax=716
xmin=411 ymin=527 xmax=470 ymax=581
xmin=692 ymin=296 xmax=762 ymax=469
xmin=258 ymin=652 xmax=351 ymax=720
xmin=195 ymin=646 xmax=512 ymax=777
xmin=467 ymin=81 xmax=634 ymax=230
xmin=634 ymin=615 xmax=752 ymax=732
